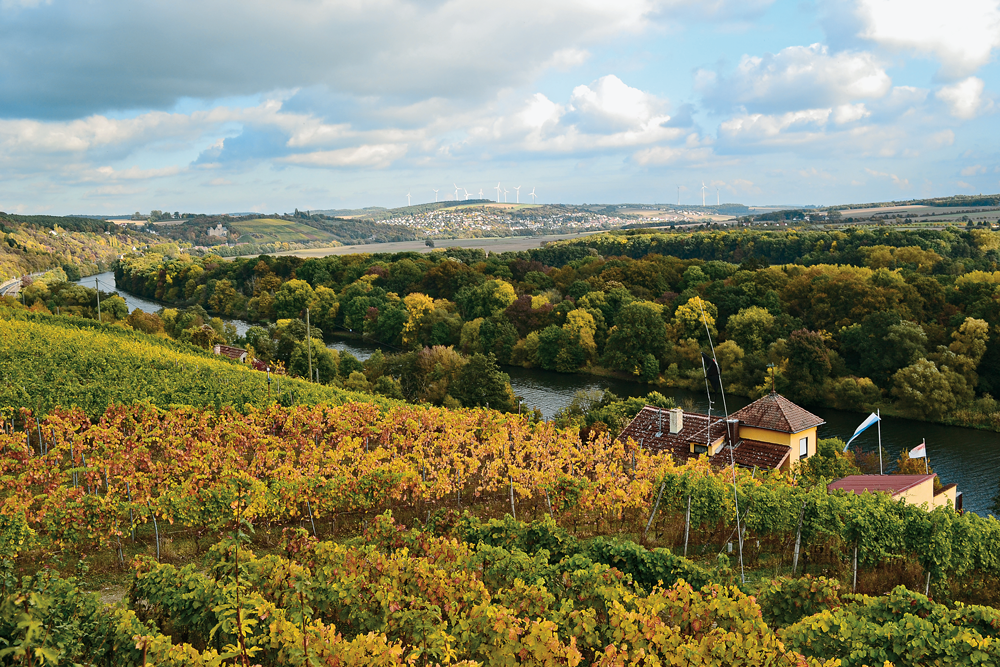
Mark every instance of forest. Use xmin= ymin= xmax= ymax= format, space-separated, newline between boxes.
xmin=0 ymin=213 xmax=153 ymax=283
xmin=104 ymin=228 xmax=1000 ymax=429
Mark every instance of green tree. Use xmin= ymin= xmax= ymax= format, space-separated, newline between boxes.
xmin=727 ymin=306 xmax=776 ymax=354
xmin=778 ymin=329 xmax=832 ymax=404
xmin=451 ymin=353 xmax=514 ymax=411
xmin=273 ymin=279 xmax=316 ymax=319
xmin=891 ymin=359 xmax=963 ymax=420
xmin=798 ymin=438 xmax=861 ymax=485
xmin=603 ymin=302 xmax=667 ymax=373
xmin=454 ymin=279 xmax=517 ymax=320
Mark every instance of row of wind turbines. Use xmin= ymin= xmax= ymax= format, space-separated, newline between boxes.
xmin=406 ymin=184 xmax=537 ymax=207
xmin=680 ymin=183 xmax=722 ymax=207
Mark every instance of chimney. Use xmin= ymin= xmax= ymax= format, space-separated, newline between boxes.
xmin=669 ymin=408 xmax=684 ymax=434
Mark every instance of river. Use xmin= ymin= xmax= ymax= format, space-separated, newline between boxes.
xmin=82 ymin=271 xmax=1000 ymax=515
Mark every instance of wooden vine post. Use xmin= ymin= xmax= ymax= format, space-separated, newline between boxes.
xmin=683 ymin=495 xmax=692 ymax=557
xmin=792 ymin=500 xmax=806 ymax=575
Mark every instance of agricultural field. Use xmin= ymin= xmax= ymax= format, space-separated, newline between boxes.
xmin=226 ymin=218 xmax=342 ymax=245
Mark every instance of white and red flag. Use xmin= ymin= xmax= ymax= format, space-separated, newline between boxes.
xmin=909 ymin=442 xmax=927 ymax=459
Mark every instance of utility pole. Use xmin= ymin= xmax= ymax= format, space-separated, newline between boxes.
xmin=306 ymin=308 xmax=313 ymax=382
xmin=95 ymin=278 xmax=101 ymax=322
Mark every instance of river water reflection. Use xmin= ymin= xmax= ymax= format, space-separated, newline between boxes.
xmin=83 ymin=272 xmax=1000 ymax=515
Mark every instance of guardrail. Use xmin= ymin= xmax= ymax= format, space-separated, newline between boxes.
xmin=0 ymin=278 xmax=21 ymax=296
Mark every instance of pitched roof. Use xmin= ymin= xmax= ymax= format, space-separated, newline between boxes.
xmin=716 ymin=439 xmax=791 ymax=470
xmin=618 ymin=407 xmax=735 ymax=461
xmin=827 ymin=474 xmax=936 ymax=497
xmin=617 ymin=407 xmax=791 ymax=470
xmin=729 ymin=393 xmax=825 ymax=434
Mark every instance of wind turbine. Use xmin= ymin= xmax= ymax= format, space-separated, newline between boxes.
xmin=701 ymin=182 xmax=708 ymax=207
xmin=464 ymin=188 xmax=471 ymax=200
xmin=494 ymin=182 xmax=501 ymax=203
xmin=529 ymin=187 xmax=536 ymax=204
xmin=717 ymin=188 xmax=720 ymax=206
xmin=454 ymin=183 xmax=460 ymax=201
xmin=406 ymin=192 xmax=411 ymax=206
xmin=478 ymin=188 xmax=484 ymax=199
xmin=514 ymin=185 xmax=521 ymax=204
xmin=433 ymin=188 xmax=439 ymax=202
xmin=677 ymin=186 xmax=680 ymax=206
xmin=503 ymin=187 xmax=509 ymax=203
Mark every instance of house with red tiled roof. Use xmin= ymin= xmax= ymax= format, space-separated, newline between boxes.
xmin=213 ymin=344 xmax=247 ymax=362
xmin=828 ymin=474 xmax=960 ymax=510
xmin=617 ymin=392 xmax=825 ymax=472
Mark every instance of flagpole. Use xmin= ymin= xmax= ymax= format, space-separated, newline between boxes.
xmin=877 ymin=408 xmax=883 ymax=475
xmin=923 ymin=438 xmax=928 ymax=475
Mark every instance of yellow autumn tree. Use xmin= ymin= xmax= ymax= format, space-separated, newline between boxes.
xmin=402 ymin=292 xmax=435 ymax=348
xmin=671 ymin=296 xmax=718 ymax=341
xmin=563 ymin=309 xmax=597 ymax=362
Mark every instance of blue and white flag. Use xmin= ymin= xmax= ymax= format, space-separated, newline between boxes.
xmin=843 ymin=412 xmax=880 ymax=452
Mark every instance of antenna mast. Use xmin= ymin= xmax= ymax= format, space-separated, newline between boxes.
xmin=697 ymin=297 xmax=744 ymax=584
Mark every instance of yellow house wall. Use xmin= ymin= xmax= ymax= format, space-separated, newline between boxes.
xmin=738 ymin=426 xmax=818 ymax=461
xmin=738 ymin=426 xmax=791 ymax=447
xmin=894 ymin=478 xmax=935 ymax=507
xmin=932 ymin=485 xmax=957 ymax=509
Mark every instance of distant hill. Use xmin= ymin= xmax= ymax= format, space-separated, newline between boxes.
xmin=0 ymin=212 xmax=156 ymax=282
xmin=829 ymin=193 xmax=1000 ymax=211
xmin=310 ymin=200 xmax=494 ymax=219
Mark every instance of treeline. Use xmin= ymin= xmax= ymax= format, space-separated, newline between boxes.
xmin=0 ymin=212 xmax=118 ymax=233
xmin=109 ymin=228 xmax=1000 ymax=426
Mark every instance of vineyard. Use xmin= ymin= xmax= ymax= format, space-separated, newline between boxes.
xmin=2 ymin=402 xmax=999 ymax=597
xmin=3 ymin=312 xmax=1000 ymax=664
xmin=4 ymin=512 xmax=1000 ymax=665
xmin=0 ymin=312 xmax=396 ymax=418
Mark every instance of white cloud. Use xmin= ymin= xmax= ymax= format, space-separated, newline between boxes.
xmin=569 ymin=75 xmax=664 ymax=132
xmin=631 ymin=144 xmax=714 ymax=166
xmin=720 ymin=109 xmax=832 ymax=141
xmin=854 ymin=0 xmax=1000 ymax=78
xmin=279 ymin=144 xmax=408 ymax=168
xmin=698 ymin=43 xmax=891 ymax=112
xmin=544 ymin=48 xmax=591 ymax=71
xmin=865 ymin=167 xmax=910 ymax=189
xmin=935 ymin=77 xmax=993 ymax=119
xmin=465 ymin=75 xmax=683 ymax=155
xmin=833 ymin=103 xmax=870 ymax=124
xmin=0 ymin=0 xmax=664 ymax=119
xmin=961 ymin=164 xmax=988 ymax=176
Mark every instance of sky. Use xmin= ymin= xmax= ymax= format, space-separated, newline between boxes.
xmin=0 ymin=0 xmax=999 ymax=214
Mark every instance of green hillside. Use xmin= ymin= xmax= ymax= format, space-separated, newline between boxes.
xmin=227 ymin=217 xmax=342 ymax=244
xmin=0 ymin=310 xmax=396 ymax=418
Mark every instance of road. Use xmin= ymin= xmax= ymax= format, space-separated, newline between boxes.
xmin=0 ymin=272 xmax=46 ymax=297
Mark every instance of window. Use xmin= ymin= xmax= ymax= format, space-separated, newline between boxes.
xmin=799 ymin=437 xmax=808 ymax=459
xmin=693 ymin=444 xmax=708 ymax=455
